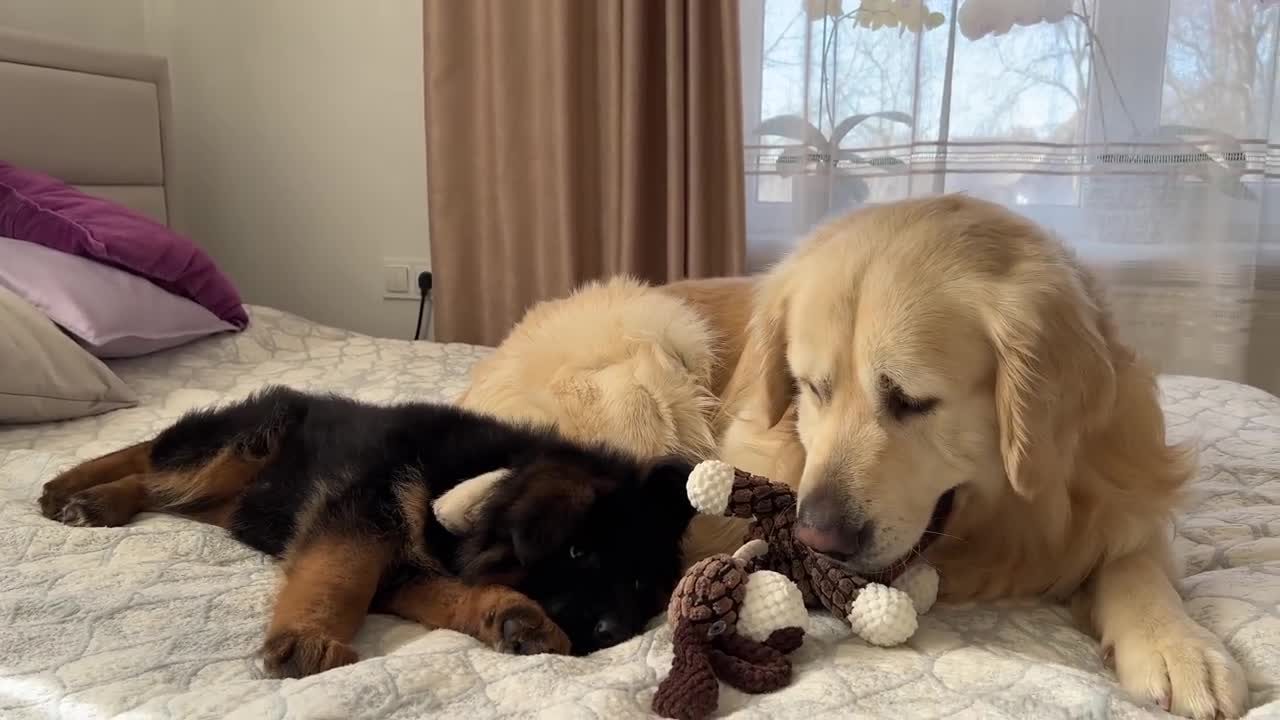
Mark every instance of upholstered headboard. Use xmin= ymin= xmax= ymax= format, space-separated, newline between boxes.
xmin=0 ymin=27 xmax=176 ymax=227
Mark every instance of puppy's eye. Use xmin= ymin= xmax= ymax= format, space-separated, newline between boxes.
xmin=880 ymin=377 xmax=938 ymax=420
xmin=569 ymin=545 xmax=586 ymax=560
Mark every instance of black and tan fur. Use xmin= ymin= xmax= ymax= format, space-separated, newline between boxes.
xmin=39 ymin=385 xmax=695 ymax=678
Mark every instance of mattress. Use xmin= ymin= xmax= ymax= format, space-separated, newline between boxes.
xmin=2 ymin=306 xmax=1277 ymax=719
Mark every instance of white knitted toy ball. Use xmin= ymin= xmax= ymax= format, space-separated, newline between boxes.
xmin=847 ymin=583 xmax=918 ymax=647
xmin=891 ymin=563 xmax=939 ymax=615
xmin=686 ymin=460 xmax=736 ymax=515
xmin=736 ymin=570 xmax=809 ymax=643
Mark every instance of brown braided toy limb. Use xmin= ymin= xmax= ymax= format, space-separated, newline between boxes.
xmin=685 ymin=461 xmax=939 ymax=648
xmin=653 ymin=541 xmax=809 ymax=720
xmin=652 ymin=619 xmax=719 ymax=720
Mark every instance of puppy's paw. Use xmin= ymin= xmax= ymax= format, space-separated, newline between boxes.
xmin=39 ymin=476 xmax=80 ymax=520
xmin=51 ymin=490 xmax=131 ymax=527
xmin=260 ymin=630 xmax=359 ymax=678
xmin=1113 ymin=621 xmax=1247 ymax=719
xmin=489 ymin=602 xmax=570 ymax=656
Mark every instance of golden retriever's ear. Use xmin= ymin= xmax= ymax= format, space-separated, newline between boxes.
xmin=723 ymin=270 xmax=794 ymax=430
xmin=985 ymin=261 xmax=1117 ymax=499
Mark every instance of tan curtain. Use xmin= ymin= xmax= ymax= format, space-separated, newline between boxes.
xmin=424 ymin=0 xmax=746 ymax=345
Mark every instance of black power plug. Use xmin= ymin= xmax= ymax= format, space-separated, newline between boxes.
xmin=414 ymin=271 xmax=433 ymax=341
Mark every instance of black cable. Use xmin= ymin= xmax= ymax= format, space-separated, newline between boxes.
xmin=414 ymin=292 xmax=427 ymax=341
xmin=413 ymin=271 xmax=433 ymax=341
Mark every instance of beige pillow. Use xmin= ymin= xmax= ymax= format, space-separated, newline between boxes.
xmin=0 ymin=284 xmax=137 ymax=423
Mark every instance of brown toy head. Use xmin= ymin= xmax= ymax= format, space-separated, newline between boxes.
xmin=666 ymin=540 xmax=765 ymax=634
xmin=654 ymin=541 xmax=804 ymax=720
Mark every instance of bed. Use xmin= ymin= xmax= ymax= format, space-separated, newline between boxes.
xmin=1 ymin=28 xmax=1278 ymax=720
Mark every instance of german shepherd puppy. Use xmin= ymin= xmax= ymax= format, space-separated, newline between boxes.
xmin=38 ymin=385 xmax=696 ymax=678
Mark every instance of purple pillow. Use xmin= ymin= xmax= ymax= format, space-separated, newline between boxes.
xmin=0 ymin=235 xmax=237 ymax=358
xmin=0 ymin=161 xmax=248 ymax=327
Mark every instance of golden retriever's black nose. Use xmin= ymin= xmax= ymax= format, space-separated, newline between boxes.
xmin=796 ymin=486 xmax=868 ymax=558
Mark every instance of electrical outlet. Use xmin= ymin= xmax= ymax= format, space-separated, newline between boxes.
xmin=383 ymin=257 xmax=431 ymax=300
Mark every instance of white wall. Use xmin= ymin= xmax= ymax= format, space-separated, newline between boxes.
xmin=144 ymin=0 xmax=431 ymax=339
xmin=1 ymin=0 xmax=432 ymax=339
xmin=0 ymin=0 xmax=145 ymax=52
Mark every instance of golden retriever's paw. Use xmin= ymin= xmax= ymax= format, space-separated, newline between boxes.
xmin=1112 ymin=622 xmax=1247 ymax=719
xmin=259 ymin=630 xmax=359 ymax=678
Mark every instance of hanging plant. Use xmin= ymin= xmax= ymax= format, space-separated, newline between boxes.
xmin=804 ymin=0 xmax=845 ymax=20
xmin=856 ymin=1 xmax=946 ymax=33
xmin=807 ymin=0 xmax=946 ymax=33
xmin=956 ymin=0 xmax=1074 ymax=40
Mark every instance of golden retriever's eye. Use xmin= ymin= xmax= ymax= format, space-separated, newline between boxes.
xmin=798 ymin=378 xmax=827 ymax=404
xmin=880 ymin=376 xmax=939 ymax=420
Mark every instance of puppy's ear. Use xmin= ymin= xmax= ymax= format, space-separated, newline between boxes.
xmin=433 ymin=468 xmax=510 ymax=534
xmin=642 ymin=456 xmax=694 ymax=487
xmin=506 ymin=469 xmax=596 ymax=566
xmin=984 ymin=251 xmax=1117 ymax=500
xmin=722 ymin=268 xmax=794 ymax=432
xmin=640 ymin=456 xmax=697 ymax=527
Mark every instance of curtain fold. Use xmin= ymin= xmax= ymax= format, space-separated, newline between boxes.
xmin=740 ymin=0 xmax=1280 ymax=392
xmin=424 ymin=0 xmax=746 ymax=345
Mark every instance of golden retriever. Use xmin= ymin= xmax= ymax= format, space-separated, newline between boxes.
xmin=454 ymin=195 xmax=1247 ymax=718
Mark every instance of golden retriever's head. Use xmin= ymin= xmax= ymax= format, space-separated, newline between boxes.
xmin=727 ymin=195 xmax=1118 ymax=574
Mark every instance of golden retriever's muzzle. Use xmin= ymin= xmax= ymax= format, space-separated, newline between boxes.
xmin=794 ymin=482 xmax=870 ymax=558
xmin=797 ymin=485 xmax=957 ymax=580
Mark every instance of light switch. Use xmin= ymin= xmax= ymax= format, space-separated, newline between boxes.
xmin=384 ymin=264 xmax=411 ymax=294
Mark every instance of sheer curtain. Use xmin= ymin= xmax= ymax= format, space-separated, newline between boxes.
xmin=740 ymin=0 xmax=1280 ymax=392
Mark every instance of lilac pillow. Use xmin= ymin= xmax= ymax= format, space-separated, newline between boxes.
xmin=0 ymin=235 xmax=237 ymax=358
xmin=0 ymin=161 xmax=248 ymax=327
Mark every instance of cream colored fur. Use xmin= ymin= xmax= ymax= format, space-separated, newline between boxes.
xmin=456 ymin=275 xmax=719 ymax=462
xmin=713 ymin=195 xmax=1246 ymax=718
xmin=455 ymin=197 xmax=1248 ymax=718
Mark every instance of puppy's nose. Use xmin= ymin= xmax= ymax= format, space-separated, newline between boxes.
xmin=593 ymin=617 xmax=626 ymax=647
xmin=795 ymin=487 xmax=867 ymax=558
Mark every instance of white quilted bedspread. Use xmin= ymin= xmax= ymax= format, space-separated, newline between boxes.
xmin=2 ymin=306 xmax=1279 ymax=719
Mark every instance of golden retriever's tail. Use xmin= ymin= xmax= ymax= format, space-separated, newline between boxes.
xmin=549 ymin=342 xmax=718 ymax=462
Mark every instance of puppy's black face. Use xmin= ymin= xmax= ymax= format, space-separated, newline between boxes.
xmin=460 ymin=453 xmax=695 ymax=655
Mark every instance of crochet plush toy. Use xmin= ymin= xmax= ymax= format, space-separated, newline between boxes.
xmin=685 ymin=460 xmax=938 ymax=647
xmin=653 ymin=539 xmax=808 ymax=720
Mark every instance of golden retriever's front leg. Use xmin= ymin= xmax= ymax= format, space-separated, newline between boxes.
xmin=1083 ymin=545 xmax=1247 ymax=718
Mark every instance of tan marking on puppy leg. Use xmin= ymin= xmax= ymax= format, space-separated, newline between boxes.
xmin=57 ymin=474 xmax=150 ymax=527
xmin=392 ymin=470 xmax=447 ymax=575
xmin=382 ymin=577 xmax=570 ymax=655
xmin=149 ymin=446 xmax=268 ymax=511
xmin=260 ymin=535 xmax=391 ymax=678
xmin=40 ymin=442 xmax=154 ymax=520
xmin=55 ymin=462 xmax=253 ymax=530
